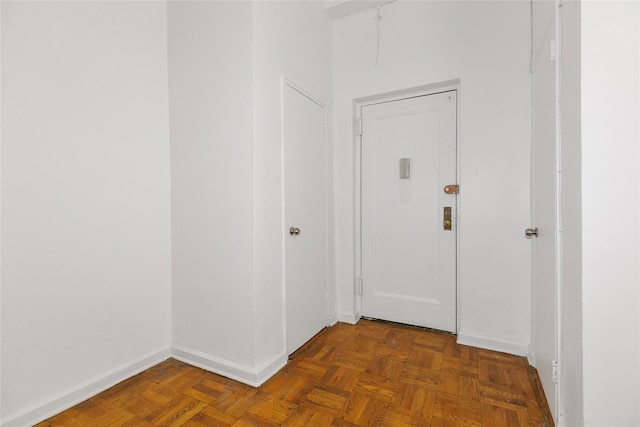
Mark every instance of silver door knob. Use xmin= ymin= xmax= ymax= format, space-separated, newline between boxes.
xmin=525 ymin=227 xmax=539 ymax=238
xmin=289 ymin=227 xmax=301 ymax=236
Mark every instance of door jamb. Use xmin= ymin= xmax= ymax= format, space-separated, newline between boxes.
xmin=353 ymin=80 xmax=462 ymax=332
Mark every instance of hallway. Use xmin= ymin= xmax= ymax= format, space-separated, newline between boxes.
xmin=2 ymin=2 xmax=637 ymax=425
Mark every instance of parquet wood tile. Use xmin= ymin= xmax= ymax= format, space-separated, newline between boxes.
xmin=392 ymin=384 xmax=436 ymax=416
xmin=282 ymin=406 xmax=335 ymax=427
xmin=36 ymin=320 xmax=553 ymax=427
xmin=322 ymin=366 xmax=361 ymax=393
xmin=433 ymin=392 xmax=482 ymax=426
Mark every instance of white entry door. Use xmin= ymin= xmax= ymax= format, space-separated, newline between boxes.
xmin=284 ymin=83 xmax=328 ymax=355
xmin=361 ymin=91 xmax=457 ymax=332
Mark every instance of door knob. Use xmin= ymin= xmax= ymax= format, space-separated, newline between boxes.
xmin=525 ymin=227 xmax=538 ymax=238
xmin=289 ymin=227 xmax=301 ymax=236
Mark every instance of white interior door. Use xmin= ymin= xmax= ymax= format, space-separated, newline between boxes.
xmin=532 ymin=1 xmax=559 ymax=420
xmin=361 ymin=91 xmax=457 ymax=332
xmin=284 ymin=83 xmax=328 ymax=355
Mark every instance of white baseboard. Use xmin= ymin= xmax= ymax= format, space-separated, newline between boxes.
xmin=527 ymin=352 xmax=536 ymax=367
xmin=171 ymin=346 xmax=287 ymax=388
xmin=457 ymin=331 xmax=529 ymax=357
xmin=337 ymin=311 xmax=361 ymax=324
xmin=1 ymin=348 xmax=171 ymax=427
xmin=557 ymin=413 xmax=565 ymax=427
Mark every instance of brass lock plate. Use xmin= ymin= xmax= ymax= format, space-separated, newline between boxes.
xmin=443 ymin=207 xmax=452 ymax=230
xmin=444 ymin=185 xmax=459 ymax=194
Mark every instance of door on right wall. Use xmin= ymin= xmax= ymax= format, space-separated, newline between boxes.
xmin=532 ymin=0 xmax=559 ymax=421
xmin=360 ymin=91 xmax=457 ymax=333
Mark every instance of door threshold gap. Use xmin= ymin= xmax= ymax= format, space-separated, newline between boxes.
xmin=361 ymin=317 xmax=456 ymax=336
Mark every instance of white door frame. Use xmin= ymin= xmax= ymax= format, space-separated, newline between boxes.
xmin=353 ymin=80 xmax=462 ymax=332
xmin=281 ymin=78 xmax=331 ymax=355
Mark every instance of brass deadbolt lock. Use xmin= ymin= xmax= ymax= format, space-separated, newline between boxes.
xmin=443 ymin=207 xmax=452 ymax=231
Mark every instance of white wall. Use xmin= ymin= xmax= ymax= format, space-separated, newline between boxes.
xmin=0 ymin=4 xmax=3 ymax=423
xmin=168 ymin=1 xmax=256 ymax=372
xmin=333 ymin=1 xmax=532 ymax=353
xmin=0 ymin=2 xmax=172 ymax=425
xmin=252 ymin=0 xmax=333 ymax=372
xmin=169 ymin=1 xmax=333 ymax=385
xmin=581 ymin=1 xmax=639 ymax=425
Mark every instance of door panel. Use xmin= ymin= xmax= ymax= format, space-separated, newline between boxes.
xmin=532 ymin=2 xmax=559 ymax=420
xmin=284 ymin=84 xmax=328 ymax=355
xmin=361 ymin=91 xmax=457 ymax=332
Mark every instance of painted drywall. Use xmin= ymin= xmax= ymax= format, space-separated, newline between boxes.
xmin=333 ymin=1 xmax=532 ymax=353
xmin=559 ymin=1 xmax=583 ymax=424
xmin=169 ymin=1 xmax=333 ymax=383
xmin=581 ymin=1 xmax=640 ymax=425
xmin=0 ymin=2 xmax=172 ymax=425
xmin=252 ymin=0 xmax=333 ymax=370
xmin=168 ymin=1 xmax=256 ymax=371
xmin=325 ymin=0 xmax=394 ymax=20
xmin=0 ymin=4 xmax=3 ymax=423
